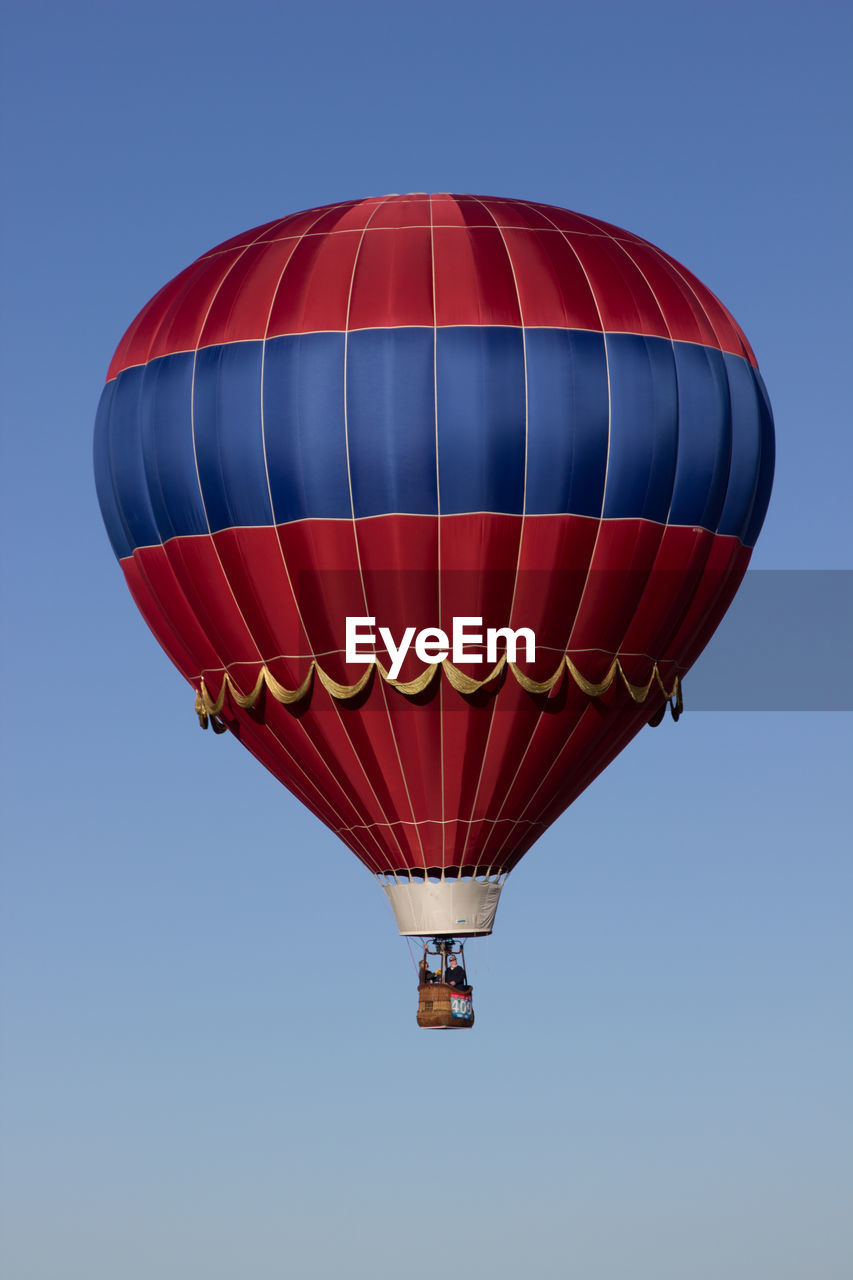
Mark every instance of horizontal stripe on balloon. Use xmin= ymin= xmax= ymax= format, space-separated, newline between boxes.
xmin=105 ymin=194 xmax=758 ymax=379
xmin=95 ymin=328 xmax=774 ymax=561
xmin=116 ymin=513 xmax=750 ymax=876
xmin=119 ymin=515 xmax=746 ymax=689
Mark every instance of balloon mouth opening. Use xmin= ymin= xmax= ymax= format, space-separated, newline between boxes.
xmin=382 ymin=878 xmax=504 ymax=937
xmin=377 ymin=870 xmax=507 ymax=884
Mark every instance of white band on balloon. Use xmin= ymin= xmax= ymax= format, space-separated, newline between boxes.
xmin=382 ymin=879 xmax=503 ymax=936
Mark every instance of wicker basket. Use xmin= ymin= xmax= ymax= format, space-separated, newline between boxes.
xmin=417 ymin=982 xmax=475 ymax=1029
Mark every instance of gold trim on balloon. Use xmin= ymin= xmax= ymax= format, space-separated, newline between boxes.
xmin=194 ymin=656 xmax=682 ymax=730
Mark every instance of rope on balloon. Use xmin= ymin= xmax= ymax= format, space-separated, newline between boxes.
xmin=194 ymin=654 xmax=683 ymax=731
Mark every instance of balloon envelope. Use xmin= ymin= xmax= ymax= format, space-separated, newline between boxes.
xmin=94 ymin=194 xmax=773 ymax=925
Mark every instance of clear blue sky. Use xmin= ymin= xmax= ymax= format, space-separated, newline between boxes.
xmin=1 ymin=3 xmax=851 ymax=1277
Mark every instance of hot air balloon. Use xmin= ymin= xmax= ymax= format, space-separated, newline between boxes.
xmin=94 ymin=194 xmax=774 ymax=1028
